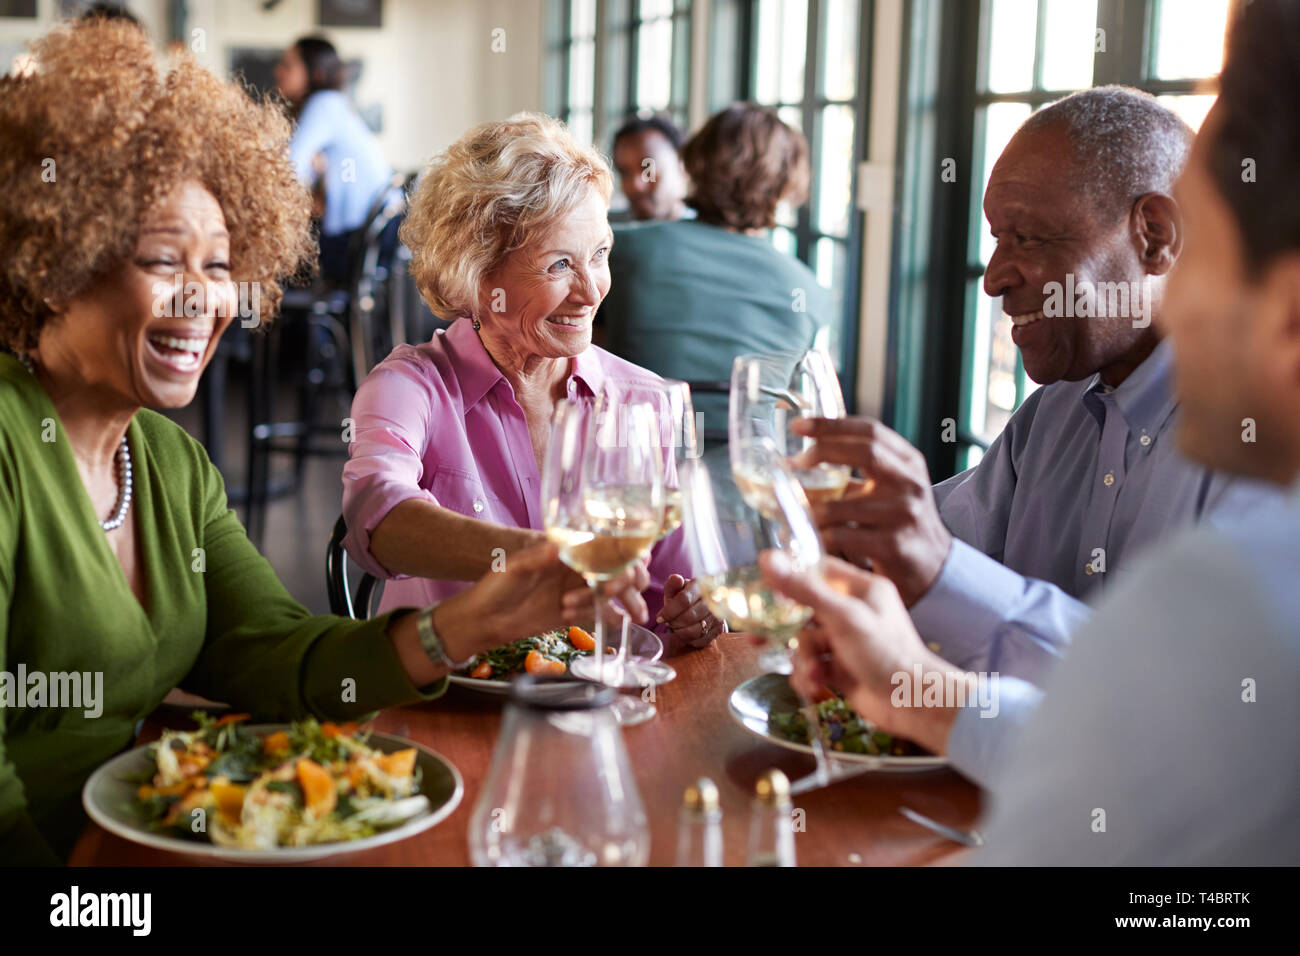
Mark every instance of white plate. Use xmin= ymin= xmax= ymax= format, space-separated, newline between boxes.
xmin=448 ymin=623 xmax=663 ymax=695
xmin=82 ymin=725 xmax=463 ymax=863
xmin=728 ymin=674 xmax=949 ymax=771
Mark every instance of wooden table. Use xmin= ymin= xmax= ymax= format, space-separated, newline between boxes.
xmin=69 ymin=639 xmax=981 ymax=866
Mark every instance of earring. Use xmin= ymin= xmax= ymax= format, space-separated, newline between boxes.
xmin=471 ymin=316 xmax=481 ymax=332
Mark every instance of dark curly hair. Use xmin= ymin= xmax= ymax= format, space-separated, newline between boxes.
xmin=682 ymin=103 xmax=810 ymax=231
xmin=0 ymin=18 xmax=315 ymax=351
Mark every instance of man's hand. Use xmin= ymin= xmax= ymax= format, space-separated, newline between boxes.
xmin=758 ymin=551 xmax=968 ymax=756
xmin=791 ymin=417 xmax=952 ymax=606
xmin=657 ymin=574 xmax=724 ymax=650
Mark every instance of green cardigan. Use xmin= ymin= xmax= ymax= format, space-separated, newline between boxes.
xmin=0 ymin=353 xmax=445 ymax=865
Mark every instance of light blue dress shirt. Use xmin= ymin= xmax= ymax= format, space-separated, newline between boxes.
xmin=971 ymin=480 xmax=1300 ymax=864
xmin=918 ymin=341 xmax=1281 ymax=785
xmin=289 ymin=90 xmax=393 ymax=237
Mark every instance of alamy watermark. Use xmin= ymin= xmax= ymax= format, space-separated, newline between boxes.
xmin=0 ymin=665 xmax=103 ymax=718
xmin=890 ymin=665 xmax=1000 ymax=718
xmin=151 ymin=275 xmax=262 ymax=328
xmin=1042 ymin=273 xmax=1154 ymax=329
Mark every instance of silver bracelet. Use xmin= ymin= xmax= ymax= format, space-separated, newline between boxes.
xmin=417 ymin=603 xmax=474 ymax=671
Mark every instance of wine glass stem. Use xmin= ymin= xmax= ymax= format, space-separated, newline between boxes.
xmin=614 ymin=610 xmax=631 ymax=681
xmin=590 ymin=579 xmax=605 ymax=684
xmin=786 ymin=641 xmax=832 ymax=787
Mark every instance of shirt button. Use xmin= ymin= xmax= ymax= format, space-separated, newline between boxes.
xmin=1140 ymin=434 xmax=1152 ymax=447
xmin=1103 ymin=472 xmax=1115 ymax=487
xmin=1084 ymin=563 xmax=1095 ymax=576
xmin=472 ymin=498 xmax=484 ymax=514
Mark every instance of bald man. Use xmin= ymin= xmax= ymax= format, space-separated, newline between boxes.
xmin=792 ymin=87 xmax=1277 ymax=784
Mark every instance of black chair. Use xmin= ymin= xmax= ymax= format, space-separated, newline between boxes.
xmin=326 ymin=514 xmax=378 ymax=620
xmin=244 ymin=174 xmax=410 ymax=546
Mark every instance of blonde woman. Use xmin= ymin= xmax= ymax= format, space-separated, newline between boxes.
xmin=342 ymin=114 xmax=722 ymax=652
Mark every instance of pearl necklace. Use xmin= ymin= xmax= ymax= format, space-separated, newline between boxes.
xmin=15 ymin=351 xmax=133 ymax=532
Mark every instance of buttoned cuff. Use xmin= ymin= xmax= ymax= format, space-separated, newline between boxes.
xmin=945 ymin=676 xmax=1043 ymax=789
xmin=909 ymin=539 xmax=1031 ymax=669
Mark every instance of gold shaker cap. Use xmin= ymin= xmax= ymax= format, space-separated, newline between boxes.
xmin=754 ymin=768 xmax=791 ymax=806
xmin=683 ymin=777 xmax=720 ymax=814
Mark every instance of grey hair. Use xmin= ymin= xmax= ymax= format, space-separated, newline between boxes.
xmin=1019 ymin=85 xmax=1193 ymax=219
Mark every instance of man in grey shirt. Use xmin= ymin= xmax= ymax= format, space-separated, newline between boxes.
xmin=762 ymin=0 xmax=1299 ymax=864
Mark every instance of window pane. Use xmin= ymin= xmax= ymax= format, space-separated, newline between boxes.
xmin=821 ymin=0 xmax=858 ymax=101
xmin=959 ymin=444 xmax=985 ymax=471
xmin=816 ymin=104 xmax=855 ymax=237
xmin=966 ymin=283 xmax=1018 ymax=445
xmin=780 ymin=0 xmax=809 ymax=103
xmin=569 ymin=109 xmax=594 ymax=147
xmin=636 ymin=16 xmax=673 ymax=110
xmin=755 ymin=0 xmax=808 ymax=104
xmin=985 ymin=0 xmax=1038 ymax=93
xmin=1157 ymin=92 xmax=1217 ymax=132
xmin=570 ymin=37 xmax=595 ymax=110
xmin=814 ymin=237 xmax=847 ymax=360
xmin=1040 ymin=0 xmax=1096 ymax=90
xmin=641 ymin=0 xmax=674 ymax=18
xmin=976 ymin=101 xmax=1033 ymax=265
xmin=573 ymin=0 xmax=597 ymax=37
xmin=772 ymin=226 xmax=797 ymax=256
xmin=1151 ymin=0 xmax=1230 ymax=80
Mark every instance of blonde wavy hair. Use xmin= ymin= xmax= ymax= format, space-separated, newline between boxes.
xmin=0 ymin=19 xmax=315 ymax=350
xmin=401 ymin=112 xmax=613 ymax=320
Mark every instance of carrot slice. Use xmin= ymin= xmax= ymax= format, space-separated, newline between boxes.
xmin=213 ymin=713 xmax=250 ymax=727
xmin=210 ymin=781 xmax=246 ymax=825
xmin=567 ymin=626 xmax=596 ymax=651
xmin=296 ymin=758 xmax=338 ymax=818
xmin=262 ymin=731 xmax=290 ymax=755
xmin=470 ymin=661 xmax=493 ymax=679
xmin=376 ymin=748 xmax=417 ymax=778
xmin=525 ymin=650 xmax=567 ymax=676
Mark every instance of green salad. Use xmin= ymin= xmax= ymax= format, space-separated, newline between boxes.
xmin=131 ymin=712 xmax=428 ymax=849
xmin=460 ymin=625 xmax=604 ymax=681
xmin=769 ymin=696 xmax=921 ymax=756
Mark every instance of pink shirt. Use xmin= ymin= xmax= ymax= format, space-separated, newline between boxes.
xmin=341 ymin=318 xmax=695 ymax=631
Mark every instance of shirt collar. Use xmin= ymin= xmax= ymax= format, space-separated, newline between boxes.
xmin=1081 ymin=337 xmax=1177 ymax=436
xmin=443 ymin=318 xmax=505 ymax=412
xmin=443 ymin=317 xmax=607 ymax=409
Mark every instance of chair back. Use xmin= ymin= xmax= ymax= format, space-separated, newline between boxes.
xmin=326 ymin=514 xmax=379 ymax=620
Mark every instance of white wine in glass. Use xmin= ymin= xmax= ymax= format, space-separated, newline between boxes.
xmin=542 ymin=400 xmax=663 ymax=695
xmin=730 ymin=350 xmax=853 ymax=507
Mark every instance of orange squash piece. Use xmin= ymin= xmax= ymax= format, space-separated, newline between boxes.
xmin=210 ymin=781 xmax=246 ymax=825
xmin=525 ymin=650 xmax=566 ymax=676
xmin=213 ymin=713 xmax=250 ymax=727
xmin=321 ymin=721 xmax=359 ymax=739
xmin=376 ymin=748 xmax=417 ymax=779
xmin=296 ymin=758 xmax=338 ymax=818
xmin=567 ymin=626 xmax=596 ymax=651
xmin=470 ymin=661 xmax=493 ymax=679
xmin=262 ymin=731 xmax=290 ymax=756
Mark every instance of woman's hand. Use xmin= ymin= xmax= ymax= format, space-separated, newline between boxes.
xmin=757 ymin=551 xmax=970 ymax=756
xmin=657 ymin=574 xmax=724 ymax=650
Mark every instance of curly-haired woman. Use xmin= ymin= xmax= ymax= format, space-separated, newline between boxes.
xmin=599 ymin=103 xmax=832 ymax=427
xmin=0 ymin=19 xmax=603 ymax=865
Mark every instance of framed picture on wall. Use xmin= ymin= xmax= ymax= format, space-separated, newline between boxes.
xmin=1 ymin=0 xmax=38 ymax=17
xmin=318 ymin=0 xmax=382 ymax=29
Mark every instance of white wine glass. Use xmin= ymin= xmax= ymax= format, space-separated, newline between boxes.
xmin=545 ymin=398 xmax=664 ymax=725
xmin=594 ymin=379 xmax=697 ymax=695
xmin=729 ymin=350 xmax=853 ymax=505
xmin=680 ymin=440 xmax=837 ymax=785
xmin=683 ymin=440 xmax=821 ymax=674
